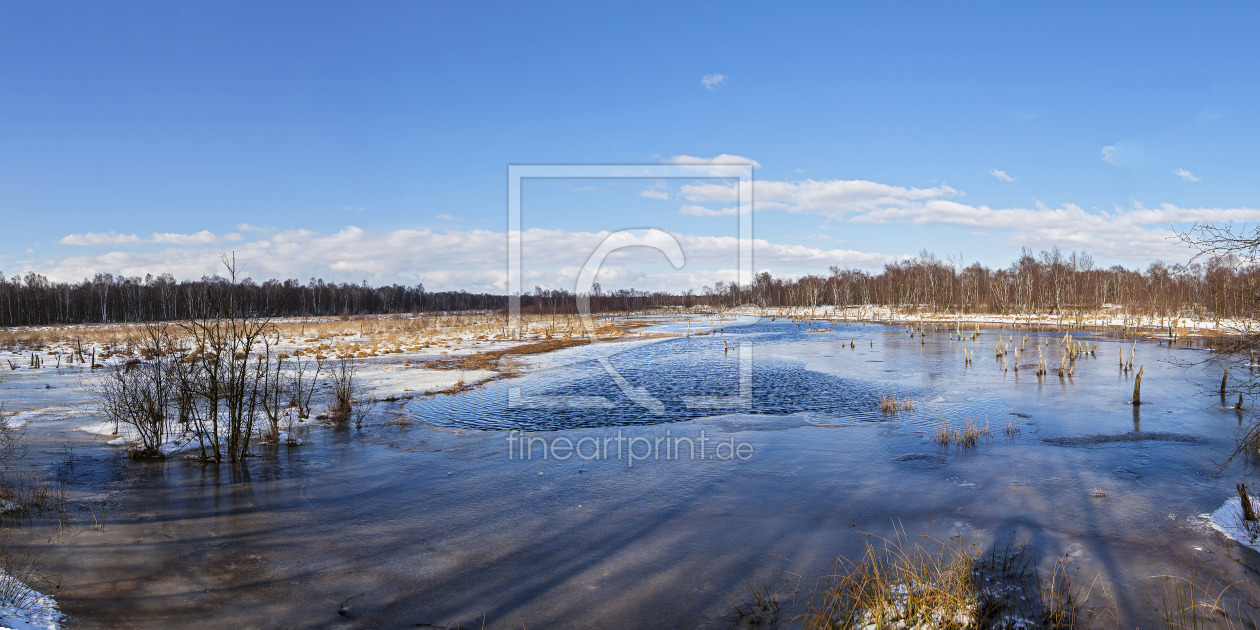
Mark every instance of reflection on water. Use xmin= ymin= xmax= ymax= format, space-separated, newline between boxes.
xmin=5 ymin=318 xmax=1259 ymax=628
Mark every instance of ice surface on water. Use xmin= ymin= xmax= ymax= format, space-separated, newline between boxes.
xmin=3 ymin=318 xmax=1257 ymax=628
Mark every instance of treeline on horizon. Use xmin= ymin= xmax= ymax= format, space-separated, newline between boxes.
xmin=0 ymin=247 xmax=1256 ymax=327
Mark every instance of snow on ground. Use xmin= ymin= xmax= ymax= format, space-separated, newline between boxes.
xmin=356 ymin=362 xmax=496 ymax=397
xmin=74 ymin=421 xmax=193 ymax=456
xmin=0 ymin=572 xmax=61 ymax=630
xmin=73 ymin=421 xmax=118 ymax=438
xmin=1204 ymin=494 xmax=1260 ymax=553
xmin=4 ymin=407 xmax=95 ymax=430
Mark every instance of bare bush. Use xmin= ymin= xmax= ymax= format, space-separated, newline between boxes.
xmin=288 ymin=351 xmax=323 ymax=420
xmin=0 ymin=404 xmax=26 ymax=466
xmin=92 ymin=324 xmax=184 ymax=458
xmin=90 ymin=255 xmax=302 ymax=463
xmin=327 ymin=358 xmax=358 ymax=424
xmin=178 ymin=256 xmax=278 ymax=462
xmin=257 ymin=333 xmax=289 ymax=442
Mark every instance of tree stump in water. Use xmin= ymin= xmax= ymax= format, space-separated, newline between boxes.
xmin=1239 ymin=484 xmax=1258 ymax=523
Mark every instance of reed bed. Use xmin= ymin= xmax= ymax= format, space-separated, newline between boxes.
xmin=798 ymin=528 xmax=1102 ymax=629
xmin=0 ymin=474 xmax=67 ymax=517
xmin=0 ymin=311 xmax=658 ymax=366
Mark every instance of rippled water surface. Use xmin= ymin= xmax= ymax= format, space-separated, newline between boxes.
xmin=6 ymin=318 xmax=1259 ymax=628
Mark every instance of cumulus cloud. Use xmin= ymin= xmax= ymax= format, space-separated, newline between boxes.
xmin=677 ymin=167 xmax=1256 ymax=262
xmin=988 ymin=169 xmax=1015 ymax=182
xmin=1100 ymin=145 xmax=1116 ymax=163
xmin=38 ymin=161 xmax=1256 ymax=293
xmin=844 ymin=200 xmax=1251 ymax=261
xmin=700 ymin=73 xmax=726 ymax=90
xmin=30 ymin=225 xmax=897 ymax=294
xmin=1174 ymin=168 xmax=1202 ymax=182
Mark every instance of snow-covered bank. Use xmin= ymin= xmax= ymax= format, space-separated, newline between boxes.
xmin=1205 ymin=493 xmax=1260 ymax=553
xmin=0 ymin=571 xmax=61 ymax=630
xmin=724 ymin=304 xmax=1252 ymax=338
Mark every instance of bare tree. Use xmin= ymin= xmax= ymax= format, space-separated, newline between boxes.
xmin=179 ymin=255 xmax=276 ymax=463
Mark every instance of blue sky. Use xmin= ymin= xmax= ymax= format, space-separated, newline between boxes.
xmin=3 ymin=1 xmax=1259 ymax=292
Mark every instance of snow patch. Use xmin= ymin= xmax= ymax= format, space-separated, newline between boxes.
xmin=73 ymin=422 xmax=120 ymax=438
xmin=1205 ymin=494 xmax=1260 ymax=553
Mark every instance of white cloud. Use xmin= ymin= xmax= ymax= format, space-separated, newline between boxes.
xmin=1174 ymin=168 xmax=1202 ymax=182
xmin=435 ymin=213 xmax=459 ymax=221
xmin=700 ymin=73 xmax=726 ymax=90
xmin=60 ymin=230 xmax=242 ymax=247
xmin=59 ymin=231 xmax=143 ymax=246
xmin=679 ymin=204 xmax=740 ymax=217
xmin=149 ymin=230 xmax=242 ymax=246
xmin=1100 ymin=145 xmax=1116 ymax=164
xmin=639 ymin=189 xmax=670 ymax=200
xmin=988 ymin=169 xmax=1015 ymax=182
xmin=666 ymin=153 xmax=761 ymax=178
xmin=669 ymin=153 xmax=761 ymax=168
xmin=845 ymin=200 xmax=1257 ymax=261
xmin=682 ymin=178 xmax=957 ymax=215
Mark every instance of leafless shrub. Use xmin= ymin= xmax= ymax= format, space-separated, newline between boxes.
xmin=257 ymin=333 xmax=289 ymax=442
xmin=178 ymin=255 xmax=279 ymax=462
xmin=288 ymin=352 xmax=324 ymax=420
xmin=92 ymin=324 xmax=184 ymax=458
xmin=0 ymin=405 xmax=26 ymax=465
xmin=327 ymin=358 xmax=358 ymax=424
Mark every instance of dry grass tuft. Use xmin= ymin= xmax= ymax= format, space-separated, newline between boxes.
xmin=725 ymin=569 xmax=797 ymax=624
xmin=1003 ymin=417 xmax=1023 ymax=438
xmin=1146 ymin=572 xmax=1256 ymax=629
xmin=935 ymin=419 xmax=991 ymax=448
xmin=799 ymin=528 xmax=1104 ymax=629
xmin=879 ymin=394 xmax=913 ymax=414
